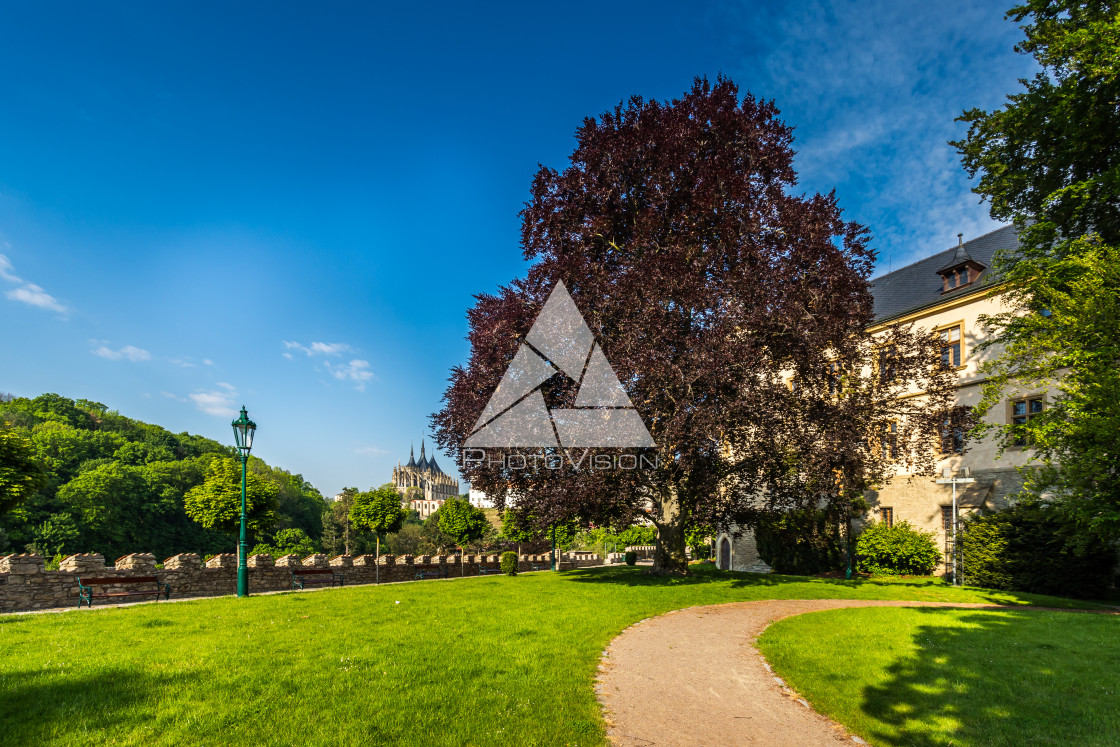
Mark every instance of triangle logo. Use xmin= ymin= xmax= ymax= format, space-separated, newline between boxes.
xmin=464 ymin=281 xmax=656 ymax=449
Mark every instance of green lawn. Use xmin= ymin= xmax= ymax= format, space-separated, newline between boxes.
xmin=758 ymin=606 xmax=1120 ymax=746
xmin=0 ymin=566 xmax=1102 ymax=746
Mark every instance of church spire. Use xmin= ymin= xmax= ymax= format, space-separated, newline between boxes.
xmin=406 ymin=443 xmax=416 ymax=469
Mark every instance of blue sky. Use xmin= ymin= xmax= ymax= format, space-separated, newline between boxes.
xmin=0 ymin=1 xmax=1033 ymax=498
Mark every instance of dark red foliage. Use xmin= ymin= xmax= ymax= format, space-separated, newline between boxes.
xmin=431 ymin=77 xmax=951 ymax=573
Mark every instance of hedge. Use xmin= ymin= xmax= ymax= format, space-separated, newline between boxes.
xmin=754 ymin=509 xmax=845 ymax=576
xmin=961 ymin=501 xmax=1117 ymax=599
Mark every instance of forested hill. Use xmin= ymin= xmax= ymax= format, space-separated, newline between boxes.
xmin=0 ymin=393 xmax=328 ymax=562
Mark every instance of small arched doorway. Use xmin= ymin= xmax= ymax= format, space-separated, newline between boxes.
xmin=719 ymin=537 xmax=731 ymax=570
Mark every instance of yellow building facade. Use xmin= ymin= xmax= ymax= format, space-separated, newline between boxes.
xmin=716 ymin=226 xmax=1039 ymax=573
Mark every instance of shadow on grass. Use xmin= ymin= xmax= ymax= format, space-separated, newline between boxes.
xmin=564 ymin=564 xmax=782 ymax=587
xmin=562 ymin=565 xmax=1095 ymax=607
xmin=857 ymin=608 xmax=1119 ymax=745
xmin=0 ymin=668 xmax=187 ymax=743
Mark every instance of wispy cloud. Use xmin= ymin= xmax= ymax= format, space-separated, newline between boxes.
xmin=283 ymin=339 xmax=373 ymax=391
xmin=0 ymin=254 xmax=69 ymax=316
xmin=92 ymin=344 xmax=151 ymax=362
xmin=324 ymin=359 xmax=374 ymax=391
xmin=0 ymin=254 xmax=21 ymax=283
xmin=719 ymin=0 xmax=1035 ymax=271
xmin=282 ymin=340 xmax=352 ymax=357
xmin=189 ymin=386 xmax=239 ymax=417
xmin=354 ymin=445 xmax=389 ymax=457
xmin=160 ymin=391 xmax=187 ymax=402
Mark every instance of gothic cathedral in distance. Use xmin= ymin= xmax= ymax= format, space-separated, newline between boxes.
xmin=392 ymin=441 xmax=460 ymax=519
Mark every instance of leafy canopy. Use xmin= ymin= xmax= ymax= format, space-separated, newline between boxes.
xmin=0 ymin=430 xmax=47 ymax=514
xmin=184 ymin=458 xmax=279 ymax=535
xmin=438 ymin=497 xmax=490 ymax=549
xmin=953 ymin=0 xmax=1120 ymax=536
xmin=435 ymin=76 xmax=952 ymax=573
xmin=349 ymin=484 xmax=407 ymax=537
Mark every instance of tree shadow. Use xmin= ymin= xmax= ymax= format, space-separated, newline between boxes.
xmin=563 ymin=565 xmax=785 ymax=587
xmin=562 ymin=565 xmax=1096 ymax=607
xmin=0 ymin=668 xmax=188 ymax=743
xmin=856 ymin=608 xmax=1120 ymax=745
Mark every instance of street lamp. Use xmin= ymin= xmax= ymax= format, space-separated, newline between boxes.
xmin=231 ymin=406 xmax=257 ymax=598
xmin=935 ymin=466 xmax=975 ymax=586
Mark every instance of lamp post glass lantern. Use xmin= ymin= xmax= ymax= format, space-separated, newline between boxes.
xmin=231 ymin=406 xmax=256 ymax=597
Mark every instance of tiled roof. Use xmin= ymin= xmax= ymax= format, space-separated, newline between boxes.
xmin=870 ymin=225 xmax=1018 ymax=323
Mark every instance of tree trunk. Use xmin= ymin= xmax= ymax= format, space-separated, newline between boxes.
xmin=651 ymin=486 xmax=689 ymax=574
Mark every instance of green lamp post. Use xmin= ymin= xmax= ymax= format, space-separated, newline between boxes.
xmin=231 ymin=406 xmax=257 ymax=598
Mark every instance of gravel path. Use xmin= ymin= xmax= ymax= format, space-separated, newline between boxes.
xmin=595 ymin=599 xmax=1020 ymax=746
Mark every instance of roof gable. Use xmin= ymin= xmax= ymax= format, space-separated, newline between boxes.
xmin=870 ymin=225 xmax=1018 ymax=322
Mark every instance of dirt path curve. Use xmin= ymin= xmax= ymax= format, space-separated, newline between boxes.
xmin=595 ymin=599 xmax=1017 ymax=746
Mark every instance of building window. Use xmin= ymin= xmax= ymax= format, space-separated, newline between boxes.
xmin=1011 ymin=397 xmax=1044 ymax=446
xmin=941 ymin=505 xmax=955 ymax=533
xmin=877 ymin=347 xmax=898 ymax=385
xmin=880 ymin=421 xmax=898 ymax=460
xmin=827 ymin=361 xmax=842 ymax=396
xmin=880 ymin=507 xmax=894 ymax=528
xmin=941 ymin=266 xmax=974 ymax=292
xmin=939 ymin=406 xmax=971 ymax=455
xmin=939 ymin=325 xmax=963 ymax=368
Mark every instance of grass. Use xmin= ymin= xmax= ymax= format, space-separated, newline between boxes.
xmin=0 ymin=565 xmax=1104 ymax=746
xmin=758 ymin=605 xmax=1120 ymax=746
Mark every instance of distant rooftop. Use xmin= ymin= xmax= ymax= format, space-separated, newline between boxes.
xmin=869 ymin=225 xmax=1018 ymax=323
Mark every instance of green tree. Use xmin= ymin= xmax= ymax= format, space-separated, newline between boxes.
xmin=418 ymin=510 xmax=457 ymax=554
xmin=184 ymin=458 xmax=278 ymax=537
xmin=0 ymin=429 xmax=47 ymax=514
xmin=251 ymin=527 xmax=317 ymax=558
xmin=350 ymin=484 xmax=407 ymax=580
xmin=439 ymin=497 xmax=489 ymax=554
xmin=953 ymin=0 xmax=1120 ymax=537
xmin=29 ymin=515 xmax=80 ymax=559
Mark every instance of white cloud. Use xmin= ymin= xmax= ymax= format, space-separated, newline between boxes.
xmin=6 ymin=283 xmax=67 ymax=314
xmin=92 ymin=344 xmax=151 ymax=362
xmin=282 ymin=340 xmax=352 ymax=357
xmin=216 ymin=381 xmax=236 ymax=391
xmin=189 ymin=388 xmax=239 ymax=417
xmin=202 ymin=359 xmax=213 ymax=366
xmin=281 ymin=352 xmax=293 ymax=360
xmin=0 ymin=255 xmax=69 ymax=315
xmin=720 ymin=0 xmax=1034 ymax=273
xmin=0 ymin=254 xmax=22 ymax=283
xmin=324 ymin=359 xmax=374 ymax=391
xmin=160 ymin=391 xmax=187 ymax=402
xmin=354 ymin=445 xmax=389 ymax=457
xmin=168 ymin=357 xmax=196 ymax=368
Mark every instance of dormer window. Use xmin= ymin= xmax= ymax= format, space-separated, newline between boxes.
xmin=937 ymin=234 xmax=986 ymax=294
xmin=940 ymin=263 xmax=981 ymax=292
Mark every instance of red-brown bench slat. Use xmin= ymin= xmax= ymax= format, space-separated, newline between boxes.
xmin=77 ymin=576 xmax=171 ymax=608
xmin=290 ymin=568 xmax=345 ymax=590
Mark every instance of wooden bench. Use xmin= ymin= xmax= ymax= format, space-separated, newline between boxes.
xmin=414 ymin=565 xmax=448 ymax=580
xmin=478 ymin=567 xmax=503 ymax=576
xmin=77 ymin=576 xmax=171 ymax=608
xmin=290 ymin=568 xmax=344 ymax=590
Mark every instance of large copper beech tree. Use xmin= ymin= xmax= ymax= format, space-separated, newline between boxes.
xmin=433 ymin=77 xmax=954 ymax=573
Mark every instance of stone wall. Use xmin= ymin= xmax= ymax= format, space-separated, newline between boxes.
xmin=0 ymin=551 xmax=602 ymax=614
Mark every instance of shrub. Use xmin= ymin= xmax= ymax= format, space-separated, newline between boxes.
xmin=855 ymin=521 xmax=940 ymax=576
xmin=754 ymin=509 xmax=845 ymax=575
xmin=500 ymin=551 xmax=518 ymax=576
xmin=624 ymin=551 xmax=638 ymax=566
xmin=961 ymin=501 xmax=1117 ymax=599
